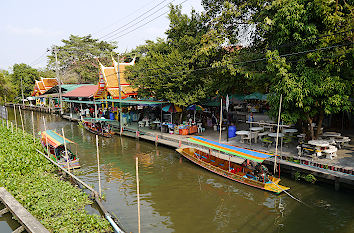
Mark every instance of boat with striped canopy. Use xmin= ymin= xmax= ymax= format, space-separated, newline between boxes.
xmin=176 ymin=136 xmax=289 ymax=194
xmin=40 ymin=130 xmax=80 ymax=169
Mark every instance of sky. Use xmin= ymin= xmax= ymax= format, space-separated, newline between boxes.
xmin=0 ymin=0 xmax=204 ymax=71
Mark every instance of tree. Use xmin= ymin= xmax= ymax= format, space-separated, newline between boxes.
xmin=126 ymin=5 xmax=216 ymax=106
xmin=11 ymin=63 xmax=39 ymax=99
xmin=202 ymin=0 xmax=353 ymax=138
xmin=48 ymin=35 xmax=117 ymax=83
xmin=0 ymin=70 xmax=15 ymax=103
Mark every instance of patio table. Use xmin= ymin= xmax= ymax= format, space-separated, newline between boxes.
xmin=236 ymin=131 xmax=250 ymax=143
xmin=250 ymin=127 xmax=263 ymax=143
xmin=323 ymin=132 xmax=341 ymax=138
xmin=283 ymin=128 xmax=298 ymax=134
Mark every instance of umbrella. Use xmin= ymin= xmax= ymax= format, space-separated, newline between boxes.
xmin=186 ymin=105 xmax=204 ymax=111
xmin=243 ymin=92 xmax=266 ymax=100
xmin=162 ymin=104 xmax=182 ymax=113
xmin=187 ymin=105 xmax=204 ymax=122
xmin=162 ymin=104 xmax=182 ymax=123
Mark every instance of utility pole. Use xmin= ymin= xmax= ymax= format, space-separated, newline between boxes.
xmin=54 ymin=47 xmax=63 ymax=115
xmin=117 ymin=55 xmax=123 ymax=134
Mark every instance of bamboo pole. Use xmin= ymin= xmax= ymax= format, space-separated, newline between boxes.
xmin=13 ymin=105 xmax=17 ymax=129
xmin=96 ymin=135 xmax=102 ymax=198
xmin=42 ymin=117 xmax=49 ymax=154
xmin=31 ymin=111 xmax=35 ymax=143
xmin=18 ymin=106 xmax=24 ymax=136
xmin=61 ymin=128 xmax=70 ymax=172
xmin=136 ymin=157 xmax=141 ymax=233
xmin=274 ymin=94 xmax=283 ymax=175
xmin=218 ymin=98 xmax=223 ymax=143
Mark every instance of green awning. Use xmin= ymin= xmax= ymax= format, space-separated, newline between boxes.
xmin=62 ymin=99 xmax=104 ymax=105
xmin=105 ymin=99 xmax=168 ymax=105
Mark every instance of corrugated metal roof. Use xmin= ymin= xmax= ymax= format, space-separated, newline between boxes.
xmin=63 ymin=85 xmax=98 ymax=98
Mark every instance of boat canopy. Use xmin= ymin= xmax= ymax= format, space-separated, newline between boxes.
xmin=41 ymin=130 xmax=74 ymax=148
xmin=83 ymin=117 xmax=115 ymax=122
xmin=188 ymin=136 xmax=273 ymax=163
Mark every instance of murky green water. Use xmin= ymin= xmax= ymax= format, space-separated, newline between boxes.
xmin=1 ymin=108 xmax=354 ymax=233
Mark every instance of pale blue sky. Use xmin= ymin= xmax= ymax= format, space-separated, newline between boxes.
xmin=0 ymin=0 xmax=203 ymax=70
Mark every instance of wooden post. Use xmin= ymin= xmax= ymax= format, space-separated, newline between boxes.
xmin=13 ymin=105 xmax=17 ymax=129
xmin=31 ymin=111 xmax=35 ymax=143
xmin=136 ymin=157 xmax=141 ymax=233
xmin=274 ymin=94 xmax=283 ymax=175
xmin=61 ymin=128 xmax=70 ymax=172
xmin=43 ymin=117 xmax=49 ymax=154
xmin=219 ymin=98 xmax=223 ymax=143
xmin=96 ymin=135 xmax=102 ymax=198
xmin=18 ymin=106 xmax=24 ymax=137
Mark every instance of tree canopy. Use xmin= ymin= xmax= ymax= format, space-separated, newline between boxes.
xmin=48 ymin=35 xmax=117 ymax=83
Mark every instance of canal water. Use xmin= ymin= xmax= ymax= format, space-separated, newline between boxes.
xmin=2 ymin=108 xmax=354 ymax=233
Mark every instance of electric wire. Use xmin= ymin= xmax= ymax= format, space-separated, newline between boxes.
xmin=99 ymin=0 xmax=171 ymax=40
xmin=92 ymin=0 xmax=159 ymax=37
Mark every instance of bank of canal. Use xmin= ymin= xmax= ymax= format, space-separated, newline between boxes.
xmin=3 ymin=108 xmax=354 ymax=233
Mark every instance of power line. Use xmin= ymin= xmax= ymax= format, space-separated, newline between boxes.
xmin=108 ymin=0 xmax=189 ymax=41
xmin=30 ymin=52 xmax=47 ymax=66
xmin=92 ymin=0 xmax=160 ymax=37
xmin=99 ymin=0 xmax=171 ymax=40
xmin=126 ymin=42 xmax=353 ymax=79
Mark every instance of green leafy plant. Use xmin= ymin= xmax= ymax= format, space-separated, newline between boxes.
xmin=0 ymin=121 xmax=112 ymax=232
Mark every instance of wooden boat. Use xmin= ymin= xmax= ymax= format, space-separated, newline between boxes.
xmin=176 ymin=136 xmax=290 ymax=194
xmin=81 ymin=118 xmax=114 ymax=138
xmin=40 ymin=130 xmax=80 ymax=169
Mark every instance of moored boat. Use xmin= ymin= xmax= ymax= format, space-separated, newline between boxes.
xmin=176 ymin=136 xmax=290 ymax=194
xmin=41 ymin=130 xmax=80 ymax=169
xmin=81 ymin=118 xmax=114 ymax=138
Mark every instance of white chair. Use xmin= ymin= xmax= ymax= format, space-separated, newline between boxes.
xmin=323 ymin=145 xmax=337 ymax=160
xmin=138 ymin=121 xmax=145 ymax=127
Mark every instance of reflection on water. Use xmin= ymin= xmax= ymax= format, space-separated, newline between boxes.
xmin=2 ymin=108 xmax=354 ymax=233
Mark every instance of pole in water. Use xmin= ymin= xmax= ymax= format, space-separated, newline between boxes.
xmin=18 ymin=106 xmax=25 ymax=137
xmin=13 ymin=105 xmax=17 ymax=128
xmin=96 ymin=135 xmax=102 ymax=198
xmin=136 ymin=157 xmax=141 ymax=233
xmin=43 ymin=116 xmax=49 ymax=154
xmin=31 ymin=111 xmax=35 ymax=143
xmin=274 ymin=94 xmax=283 ymax=175
xmin=61 ymin=128 xmax=70 ymax=173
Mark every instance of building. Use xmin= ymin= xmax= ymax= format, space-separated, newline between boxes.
xmin=94 ymin=57 xmax=137 ymax=100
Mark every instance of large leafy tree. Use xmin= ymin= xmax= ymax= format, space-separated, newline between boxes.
xmin=48 ymin=35 xmax=117 ymax=83
xmin=11 ymin=63 xmax=39 ymax=99
xmin=127 ymin=5 xmax=215 ymax=106
xmin=202 ymin=0 xmax=353 ymax=138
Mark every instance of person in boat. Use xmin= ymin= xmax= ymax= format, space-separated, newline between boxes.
xmin=254 ymin=163 xmax=270 ymax=183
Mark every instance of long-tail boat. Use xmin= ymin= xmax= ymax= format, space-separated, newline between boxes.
xmin=81 ymin=118 xmax=114 ymax=138
xmin=40 ymin=130 xmax=80 ymax=169
xmin=176 ymin=136 xmax=290 ymax=194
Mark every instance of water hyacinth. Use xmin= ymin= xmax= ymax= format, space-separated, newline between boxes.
xmin=0 ymin=121 xmax=112 ymax=232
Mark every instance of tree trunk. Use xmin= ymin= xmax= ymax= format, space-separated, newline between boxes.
xmin=307 ymin=116 xmax=314 ymax=140
xmin=315 ymin=110 xmax=325 ymax=139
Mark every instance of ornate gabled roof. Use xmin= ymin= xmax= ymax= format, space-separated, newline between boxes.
xmin=94 ymin=57 xmax=137 ymax=99
xmin=31 ymin=77 xmax=58 ymax=96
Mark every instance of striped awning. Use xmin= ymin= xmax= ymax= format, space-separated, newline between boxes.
xmin=41 ymin=130 xmax=74 ymax=148
xmin=188 ymin=136 xmax=273 ymax=163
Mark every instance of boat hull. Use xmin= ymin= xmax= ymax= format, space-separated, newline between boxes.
xmin=176 ymin=148 xmax=289 ymax=194
xmin=82 ymin=121 xmax=113 ymax=138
